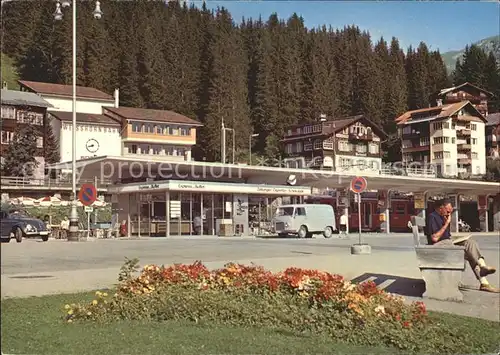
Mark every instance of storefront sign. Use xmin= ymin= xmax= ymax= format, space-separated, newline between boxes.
xmin=138 ymin=183 xmax=160 ymax=190
xmin=414 ymin=193 xmax=425 ymax=210
xmin=114 ymin=179 xmax=312 ymax=196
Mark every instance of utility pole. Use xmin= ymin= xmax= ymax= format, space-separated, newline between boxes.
xmin=221 ymin=117 xmax=226 ymax=164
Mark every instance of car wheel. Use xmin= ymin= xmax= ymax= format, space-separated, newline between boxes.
xmin=323 ymin=226 xmax=333 ymax=239
xmin=14 ymin=227 xmax=23 ymax=243
xmin=297 ymin=225 xmax=308 ymax=239
xmin=41 ymin=234 xmax=49 ymax=242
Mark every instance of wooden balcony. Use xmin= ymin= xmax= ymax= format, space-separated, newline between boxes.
xmin=349 ymin=132 xmax=373 ymax=141
xmin=456 ymin=129 xmax=471 ymax=136
xmin=402 ymin=145 xmax=430 ymax=153
xmin=458 ymin=158 xmax=472 ymax=165
xmin=457 ymin=143 xmax=471 ymax=150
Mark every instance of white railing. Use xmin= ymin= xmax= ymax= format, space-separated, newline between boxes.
xmin=380 ymin=168 xmax=437 ymax=178
xmin=0 ymin=176 xmax=113 ymax=188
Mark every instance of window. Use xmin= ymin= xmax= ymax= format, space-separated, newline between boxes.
xmin=169 ymin=126 xmax=178 ymax=135
xmin=313 ymin=124 xmax=322 ymax=133
xmin=433 ymin=137 xmax=450 ymax=144
xmin=471 ymin=138 xmax=477 ymax=145
xmin=295 ymin=207 xmax=306 ymax=216
xmin=420 ymin=137 xmax=430 ymax=146
xmin=338 ymin=140 xmax=350 ymax=152
xmin=356 ymin=144 xmax=367 ymax=153
xmin=444 ymin=151 xmax=451 ymax=158
xmin=155 ymin=126 xmax=162 ymax=134
xmin=141 ymin=145 xmax=150 ymax=154
xmin=303 ymin=126 xmax=312 ymax=134
xmin=323 ymin=141 xmax=334 ymax=150
xmin=369 ymin=143 xmax=378 ymax=154
xmin=339 ymin=158 xmax=351 ymax=168
xmin=443 ymin=122 xmax=450 ymax=129
xmin=131 ymin=145 xmax=137 ymax=154
xmin=402 ymin=140 xmax=412 ymax=148
xmin=394 ymin=204 xmax=406 ymax=215
xmin=471 ymin=152 xmax=478 ymax=159
xmin=287 ymin=129 xmax=292 ymax=136
xmin=180 ymin=127 xmax=190 ymax=136
xmin=433 ymin=122 xmax=443 ymax=131
xmin=304 ymin=142 xmax=312 ymax=151
xmin=165 ymin=146 xmax=174 ymax=155
xmin=402 ymin=126 xmax=412 ymax=135
xmin=296 ymin=142 xmax=302 ymax=152
xmin=178 ymin=147 xmax=186 ymax=157
xmin=434 ymin=152 xmax=443 ymax=159
xmin=452 ymin=137 xmax=455 ymax=144
xmin=152 ymin=146 xmax=160 ymax=155
xmin=1 ymin=131 xmax=14 ymax=144
xmin=1 ymin=105 xmax=16 ymax=119
xmin=296 ymin=128 xmax=301 ymax=135
xmin=285 ymin=144 xmax=293 ymax=154
xmin=313 ymin=139 xmax=322 ymax=150
xmin=36 ymin=137 xmax=43 ymax=148
xmin=471 ymin=123 xmax=477 ymax=131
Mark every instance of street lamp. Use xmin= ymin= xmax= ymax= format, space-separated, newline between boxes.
xmin=221 ymin=118 xmax=235 ymax=164
xmin=249 ymin=133 xmax=259 ymax=165
xmin=53 ymin=0 xmax=103 ymax=241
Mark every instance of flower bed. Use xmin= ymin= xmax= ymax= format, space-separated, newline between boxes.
xmin=63 ymin=259 xmax=472 ymax=354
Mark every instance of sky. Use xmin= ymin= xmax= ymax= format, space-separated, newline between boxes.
xmin=197 ymin=0 xmax=500 ymax=53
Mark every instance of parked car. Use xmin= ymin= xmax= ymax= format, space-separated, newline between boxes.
xmin=0 ymin=208 xmax=50 ymax=242
xmin=273 ymin=204 xmax=337 ymax=238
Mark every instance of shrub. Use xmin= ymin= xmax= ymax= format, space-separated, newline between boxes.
xmin=63 ymin=259 xmax=492 ymax=354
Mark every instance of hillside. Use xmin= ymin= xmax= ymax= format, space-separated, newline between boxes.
xmin=0 ymin=53 xmax=19 ymax=90
xmin=442 ymin=35 xmax=500 ymax=73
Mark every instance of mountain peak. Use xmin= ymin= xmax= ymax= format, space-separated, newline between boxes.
xmin=441 ymin=35 xmax=500 ymax=73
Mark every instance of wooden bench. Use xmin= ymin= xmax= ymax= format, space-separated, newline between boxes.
xmin=410 ymin=216 xmax=466 ymax=302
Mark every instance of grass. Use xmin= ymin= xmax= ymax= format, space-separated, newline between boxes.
xmin=2 ymin=291 xmax=499 ymax=355
xmin=0 ymin=52 xmax=19 ymax=90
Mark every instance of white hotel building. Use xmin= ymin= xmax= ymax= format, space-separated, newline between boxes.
xmin=396 ymin=101 xmax=487 ymax=177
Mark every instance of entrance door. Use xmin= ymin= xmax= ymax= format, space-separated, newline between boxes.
xmin=362 ymin=203 xmax=372 ymax=229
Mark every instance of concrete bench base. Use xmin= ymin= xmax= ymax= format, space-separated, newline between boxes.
xmin=420 ymin=268 xmax=464 ymax=301
xmin=415 ymin=245 xmax=466 ymax=302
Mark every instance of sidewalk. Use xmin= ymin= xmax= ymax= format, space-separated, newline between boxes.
xmin=2 ymin=251 xmax=498 ymax=322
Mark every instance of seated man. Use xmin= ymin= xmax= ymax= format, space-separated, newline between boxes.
xmin=427 ymin=199 xmax=498 ymax=293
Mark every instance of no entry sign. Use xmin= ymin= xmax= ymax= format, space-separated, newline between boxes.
xmin=350 ymin=176 xmax=367 ymax=194
xmin=78 ymin=183 xmax=97 ymax=206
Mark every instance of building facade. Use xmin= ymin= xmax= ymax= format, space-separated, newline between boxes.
xmin=0 ymin=89 xmax=53 ymax=178
xmin=19 ymin=80 xmax=117 ymax=115
xmin=430 ymin=82 xmax=493 ymax=117
xmin=486 ymin=113 xmax=500 ymax=159
xmin=396 ymin=101 xmax=487 ymax=177
xmin=103 ymin=106 xmax=202 ymax=162
xmin=281 ymin=115 xmax=386 ymax=173
xmin=49 ymin=111 xmax=122 ymax=161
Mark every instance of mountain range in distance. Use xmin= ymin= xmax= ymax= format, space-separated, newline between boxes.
xmin=441 ymin=35 xmax=500 ymax=73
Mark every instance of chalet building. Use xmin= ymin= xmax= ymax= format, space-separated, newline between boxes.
xmin=281 ymin=115 xmax=387 ymax=173
xmin=486 ymin=113 xmax=500 ymax=159
xmin=430 ymin=82 xmax=493 ymax=117
xmin=0 ymin=89 xmax=53 ymax=178
xmin=396 ymin=101 xmax=487 ymax=177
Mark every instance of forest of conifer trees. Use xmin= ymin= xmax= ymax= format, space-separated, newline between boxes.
xmin=2 ymin=0 xmax=499 ymax=162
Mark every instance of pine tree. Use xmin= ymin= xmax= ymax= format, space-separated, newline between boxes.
xmin=44 ymin=123 xmax=60 ymax=164
xmin=483 ymin=52 xmax=500 ymax=113
xmin=3 ymin=118 xmax=39 ymax=177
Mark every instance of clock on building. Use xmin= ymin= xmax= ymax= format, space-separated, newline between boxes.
xmin=86 ymin=138 xmax=100 ymax=153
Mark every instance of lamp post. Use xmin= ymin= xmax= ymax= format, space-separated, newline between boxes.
xmin=221 ymin=118 xmax=235 ymax=164
xmin=249 ymin=133 xmax=259 ymax=165
xmin=54 ymin=0 xmax=103 ymax=241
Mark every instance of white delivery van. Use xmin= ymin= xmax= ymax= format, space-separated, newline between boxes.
xmin=273 ymin=204 xmax=336 ymax=238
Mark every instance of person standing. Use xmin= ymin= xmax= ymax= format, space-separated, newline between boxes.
xmin=339 ymin=211 xmax=348 ymax=238
xmin=60 ymin=216 xmax=69 ymax=239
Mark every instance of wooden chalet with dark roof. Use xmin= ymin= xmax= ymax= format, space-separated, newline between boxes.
xmin=430 ymin=82 xmax=494 ymax=117
xmin=281 ymin=115 xmax=387 ymax=171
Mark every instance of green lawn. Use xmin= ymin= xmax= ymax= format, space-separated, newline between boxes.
xmin=1 ymin=292 xmax=499 ymax=355
xmin=1 ymin=53 xmax=19 ymax=90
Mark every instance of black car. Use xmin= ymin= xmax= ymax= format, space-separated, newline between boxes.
xmin=0 ymin=208 xmax=50 ymax=243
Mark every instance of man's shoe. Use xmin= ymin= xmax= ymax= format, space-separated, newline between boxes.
xmin=480 ymin=266 xmax=496 ymax=277
xmin=479 ymin=284 xmax=500 ymax=293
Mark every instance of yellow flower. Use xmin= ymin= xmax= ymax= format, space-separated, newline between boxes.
xmin=102 ymin=292 xmax=108 ymax=297
xmin=67 ymin=309 xmax=74 ymax=315
xmin=114 ymin=293 xmax=118 ymax=297
xmin=95 ymin=291 xmax=102 ymax=297
xmin=64 ymin=304 xmax=71 ymax=310
xmin=92 ymin=300 xmax=98 ymax=305
xmin=87 ymin=311 xmax=92 ymax=316
xmin=67 ymin=319 xmax=73 ymax=323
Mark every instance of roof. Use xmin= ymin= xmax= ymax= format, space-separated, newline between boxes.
xmin=18 ymin=80 xmax=114 ymax=101
xmin=1 ymin=89 xmax=53 ymax=108
xmin=434 ymin=82 xmax=494 ymax=98
xmin=105 ymin=107 xmax=202 ymax=126
xmin=487 ymin=113 xmax=500 ymax=126
xmin=49 ymin=111 xmax=121 ymax=126
xmin=395 ymin=101 xmax=487 ymax=125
